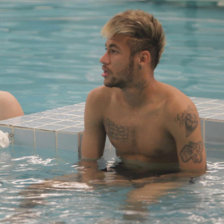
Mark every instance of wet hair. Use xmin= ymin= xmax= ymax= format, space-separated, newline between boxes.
xmin=101 ymin=10 xmax=166 ymax=69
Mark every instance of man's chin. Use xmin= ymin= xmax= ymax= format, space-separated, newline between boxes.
xmin=103 ymin=80 xmax=115 ymax=88
xmin=103 ymin=78 xmax=125 ymax=89
xmin=104 ymin=83 xmax=114 ymax=88
xmin=104 ymin=81 xmax=119 ymax=88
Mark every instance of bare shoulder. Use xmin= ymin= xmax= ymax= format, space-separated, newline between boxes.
xmin=161 ymin=83 xmax=201 ymax=136
xmin=0 ymin=91 xmax=21 ymax=108
xmin=162 ymin=84 xmax=198 ymax=118
xmin=86 ymin=86 xmax=110 ymax=101
xmin=84 ymin=86 xmax=113 ymax=120
xmin=86 ymin=86 xmax=112 ymax=108
xmin=0 ymin=91 xmax=24 ymax=120
xmin=161 ymin=83 xmax=201 ymax=140
xmin=0 ymin=91 xmax=15 ymax=102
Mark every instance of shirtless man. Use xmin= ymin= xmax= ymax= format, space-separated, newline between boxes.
xmin=81 ymin=10 xmax=206 ymax=178
xmin=17 ymin=11 xmax=206 ymax=216
xmin=0 ymin=91 xmax=24 ymax=120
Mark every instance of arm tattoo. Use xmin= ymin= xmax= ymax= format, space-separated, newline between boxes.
xmin=180 ymin=141 xmax=203 ymax=163
xmin=104 ymin=118 xmax=136 ymax=143
xmin=175 ymin=106 xmax=198 ymax=137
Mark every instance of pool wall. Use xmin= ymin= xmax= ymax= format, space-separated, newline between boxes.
xmin=0 ymin=97 xmax=224 ymax=161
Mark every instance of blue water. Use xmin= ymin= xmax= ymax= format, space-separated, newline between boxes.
xmin=0 ymin=0 xmax=224 ymax=114
xmin=0 ymin=143 xmax=224 ymax=223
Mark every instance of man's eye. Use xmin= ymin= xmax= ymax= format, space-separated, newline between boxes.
xmin=109 ymin=49 xmax=118 ymax=54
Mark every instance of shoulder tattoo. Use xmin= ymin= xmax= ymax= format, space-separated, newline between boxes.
xmin=180 ymin=141 xmax=203 ymax=163
xmin=104 ymin=118 xmax=136 ymax=143
xmin=175 ymin=106 xmax=198 ymax=137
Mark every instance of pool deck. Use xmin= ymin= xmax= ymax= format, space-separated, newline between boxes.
xmin=0 ymin=97 xmax=224 ymax=154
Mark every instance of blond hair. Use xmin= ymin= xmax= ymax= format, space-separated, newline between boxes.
xmin=101 ymin=10 xmax=166 ymax=69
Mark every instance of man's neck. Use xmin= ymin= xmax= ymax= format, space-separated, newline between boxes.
xmin=121 ymin=77 xmax=157 ymax=108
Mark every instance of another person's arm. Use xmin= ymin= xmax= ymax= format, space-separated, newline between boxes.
xmin=0 ymin=91 xmax=24 ymax=120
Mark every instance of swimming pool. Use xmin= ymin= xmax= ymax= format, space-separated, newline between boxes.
xmin=0 ymin=0 xmax=224 ymax=114
xmin=0 ymin=143 xmax=224 ymax=223
xmin=1 ymin=0 xmax=224 ymax=223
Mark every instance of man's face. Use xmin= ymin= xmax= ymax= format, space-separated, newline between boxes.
xmin=100 ymin=35 xmax=137 ymax=89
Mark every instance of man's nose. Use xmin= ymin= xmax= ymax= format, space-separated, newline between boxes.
xmin=100 ymin=52 xmax=110 ymax=64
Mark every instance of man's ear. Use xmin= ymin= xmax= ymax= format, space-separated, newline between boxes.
xmin=139 ymin=50 xmax=151 ymax=64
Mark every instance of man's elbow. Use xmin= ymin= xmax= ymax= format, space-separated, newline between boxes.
xmin=180 ymin=165 xmax=207 ymax=177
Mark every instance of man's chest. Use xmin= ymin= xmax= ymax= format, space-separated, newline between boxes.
xmin=103 ymin=112 xmax=175 ymax=158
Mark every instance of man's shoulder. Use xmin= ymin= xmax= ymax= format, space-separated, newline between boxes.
xmin=87 ymin=86 xmax=112 ymax=102
xmin=85 ymin=86 xmax=115 ymax=113
xmin=162 ymin=83 xmax=197 ymax=117
xmin=88 ymin=86 xmax=110 ymax=96
xmin=160 ymin=84 xmax=200 ymax=137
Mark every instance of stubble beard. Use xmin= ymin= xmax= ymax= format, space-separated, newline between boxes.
xmin=104 ymin=57 xmax=135 ymax=89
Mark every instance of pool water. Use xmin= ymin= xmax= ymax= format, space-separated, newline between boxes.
xmin=1 ymin=1 xmax=224 ymax=223
xmin=0 ymin=0 xmax=224 ymax=114
xmin=0 ymin=144 xmax=224 ymax=224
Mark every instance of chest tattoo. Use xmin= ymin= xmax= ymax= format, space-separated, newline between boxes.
xmin=175 ymin=106 xmax=198 ymax=137
xmin=104 ymin=118 xmax=136 ymax=144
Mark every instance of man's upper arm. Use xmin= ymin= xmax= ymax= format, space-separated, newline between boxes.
xmin=81 ymin=88 xmax=106 ymax=160
xmin=168 ymin=99 xmax=206 ymax=174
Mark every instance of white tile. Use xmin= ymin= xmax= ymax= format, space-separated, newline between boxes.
xmin=35 ymin=129 xmax=56 ymax=149
xmin=59 ymin=126 xmax=83 ymax=133
xmin=0 ymin=126 xmax=13 ymax=134
xmin=56 ymin=133 xmax=79 ymax=163
xmin=57 ymin=132 xmax=78 ymax=150
xmin=14 ymin=127 xmax=34 ymax=147
xmin=205 ymin=120 xmax=224 ymax=144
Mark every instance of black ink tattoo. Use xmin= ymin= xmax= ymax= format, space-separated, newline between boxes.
xmin=104 ymin=118 xmax=136 ymax=145
xmin=105 ymin=118 xmax=129 ymax=141
xmin=175 ymin=106 xmax=198 ymax=137
xmin=180 ymin=141 xmax=203 ymax=163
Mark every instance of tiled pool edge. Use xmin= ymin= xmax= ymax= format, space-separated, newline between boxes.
xmin=0 ymin=103 xmax=84 ymax=161
xmin=1 ymin=98 xmax=224 ymax=154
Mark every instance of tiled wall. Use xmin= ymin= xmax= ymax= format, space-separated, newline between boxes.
xmin=0 ymin=98 xmax=224 ymax=158
xmin=0 ymin=103 xmax=84 ymax=158
xmin=191 ymin=97 xmax=224 ymax=145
